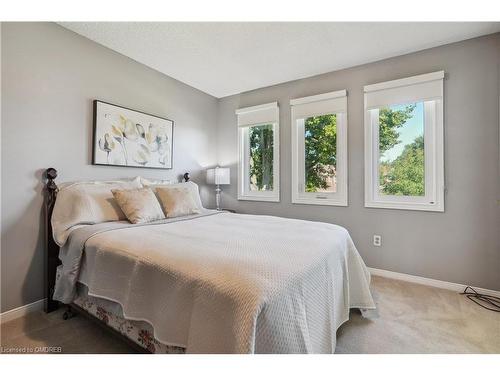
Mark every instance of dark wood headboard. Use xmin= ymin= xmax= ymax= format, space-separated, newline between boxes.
xmin=44 ymin=168 xmax=60 ymax=313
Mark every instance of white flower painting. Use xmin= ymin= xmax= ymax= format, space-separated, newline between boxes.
xmin=93 ymin=101 xmax=173 ymax=169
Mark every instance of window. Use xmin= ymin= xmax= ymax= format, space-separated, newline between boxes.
xmin=236 ymin=102 xmax=279 ymax=201
xmin=364 ymin=71 xmax=444 ymax=212
xmin=291 ymin=90 xmax=348 ymax=206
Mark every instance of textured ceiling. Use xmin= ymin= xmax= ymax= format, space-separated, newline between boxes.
xmin=59 ymin=22 xmax=500 ymax=98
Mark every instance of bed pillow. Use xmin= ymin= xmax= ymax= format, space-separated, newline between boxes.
xmin=139 ymin=177 xmax=172 ymax=186
xmin=143 ymin=180 xmax=204 ymax=212
xmin=51 ymin=177 xmax=142 ymax=246
xmin=156 ymin=186 xmax=201 ymax=218
xmin=112 ymin=187 xmax=165 ymax=224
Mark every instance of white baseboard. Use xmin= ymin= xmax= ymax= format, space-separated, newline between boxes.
xmin=0 ymin=299 xmax=46 ymax=324
xmin=369 ymin=267 xmax=500 ymax=298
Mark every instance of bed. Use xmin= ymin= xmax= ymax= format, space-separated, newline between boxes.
xmin=43 ymin=168 xmax=375 ymax=354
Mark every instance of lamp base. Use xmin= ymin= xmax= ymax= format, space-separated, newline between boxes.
xmin=215 ymin=185 xmax=222 ymax=211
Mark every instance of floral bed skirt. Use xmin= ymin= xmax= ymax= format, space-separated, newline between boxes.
xmin=73 ymin=284 xmax=186 ymax=354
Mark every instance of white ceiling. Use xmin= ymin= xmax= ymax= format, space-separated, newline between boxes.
xmin=59 ymin=22 xmax=500 ymax=98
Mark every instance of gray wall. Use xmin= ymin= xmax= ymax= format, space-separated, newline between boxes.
xmin=217 ymin=33 xmax=500 ymax=291
xmin=1 ymin=23 xmax=218 ymax=312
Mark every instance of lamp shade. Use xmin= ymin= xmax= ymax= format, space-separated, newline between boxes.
xmin=206 ymin=167 xmax=230 ymax=185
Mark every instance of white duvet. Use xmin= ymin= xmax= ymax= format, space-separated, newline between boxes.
xmin=54 ymin=211 xmax=375 ymax=353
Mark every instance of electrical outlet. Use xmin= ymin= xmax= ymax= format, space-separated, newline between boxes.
xmin=373 ymin=235 xmax=382 ymax=247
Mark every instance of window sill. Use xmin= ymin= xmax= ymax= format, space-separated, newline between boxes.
xmin=292 ymin=197 xmax=347 ymax=207
xmin=365 ymin=200 xmax=444 ymax=212
xmin=237 ymin=195 xmax=280 ymax=203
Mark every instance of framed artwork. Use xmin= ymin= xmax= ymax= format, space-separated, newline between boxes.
xmin=92 ymin=100 xmax=174 ymax=169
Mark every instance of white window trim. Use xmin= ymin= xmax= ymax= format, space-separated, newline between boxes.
xmin=364 ymin=71 xmax=445 ymax=212
xmin=291 ymin=89 xmax=348 ymax=206
xmin=236 ymin=102 xmax=280 ymax=202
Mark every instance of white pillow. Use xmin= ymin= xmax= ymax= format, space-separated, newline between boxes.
xmin=142 ymin=180 xmax=204 ymax=212
xmin=139 ymin=177 xmax=172 ymax=186
xmin=51 ymin=177 xmax=142 ymax=246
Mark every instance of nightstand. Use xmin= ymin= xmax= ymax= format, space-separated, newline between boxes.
xmin=218 ymin=208 xmax=236 ymax=213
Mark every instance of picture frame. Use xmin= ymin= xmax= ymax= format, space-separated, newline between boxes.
xmin=92 ymin=100 xmax=174 ymax=170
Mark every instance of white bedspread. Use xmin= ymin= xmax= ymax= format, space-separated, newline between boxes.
xmin=54 ymin=212 xmax=375 ymax=353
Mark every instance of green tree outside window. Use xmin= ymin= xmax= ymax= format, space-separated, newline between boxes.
xmin=304 ymin=114 xmax=337 ymax=192
xmin=249 ymin=124 xmax=274 ymax=191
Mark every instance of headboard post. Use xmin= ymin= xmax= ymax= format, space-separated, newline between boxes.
xmin=44 ymin=168 xmax=60 ymax=313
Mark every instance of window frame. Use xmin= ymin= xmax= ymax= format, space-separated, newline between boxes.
xmin=364 ymin=71 xmax=445 ymax=212
xmin=290 ymin=90 xmax=348 ymax=206
xmin=236 ymin=102 xmax=280 ymax=202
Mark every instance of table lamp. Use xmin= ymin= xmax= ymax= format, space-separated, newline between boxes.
xmin=206 ymin=167 xmax=230 ymax=211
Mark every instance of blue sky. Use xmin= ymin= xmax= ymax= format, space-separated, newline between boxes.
xmin=380 ymin=102 xmax=424 ymax=162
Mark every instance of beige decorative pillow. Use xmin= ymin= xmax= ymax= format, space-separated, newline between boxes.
xmin=142 ymin=180 xmax=204 ymax=211
xmin=156 ymin=186 xmax=201 ymax=218
xmin=111 ymin=187 xmax=165 ymax=224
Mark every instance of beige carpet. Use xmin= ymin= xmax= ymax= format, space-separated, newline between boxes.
xmin=336 ymin=276 xmax=500 ymax=353
xmin=1 ymin=276 xmax=499 ymax=354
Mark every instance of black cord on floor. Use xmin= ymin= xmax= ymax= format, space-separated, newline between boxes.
xmin=460 ymin=286 xmax=500 ymax=312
